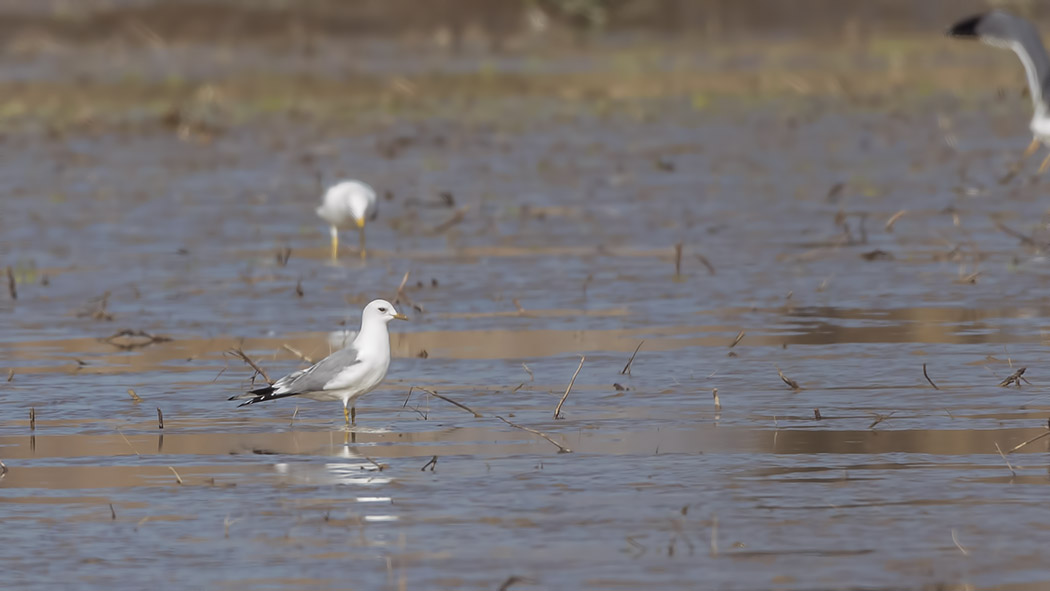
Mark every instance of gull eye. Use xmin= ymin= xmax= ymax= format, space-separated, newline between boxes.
xmin=378 ymin=307 xmax=387 ymax=312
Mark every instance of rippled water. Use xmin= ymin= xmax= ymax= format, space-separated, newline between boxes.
xmin=6 ymin=30 xmax=1050 ymax=590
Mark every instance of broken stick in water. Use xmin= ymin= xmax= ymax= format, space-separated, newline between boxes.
xmin=922 ymin=363 xmax=939 ymax=390
xmin=414 ymin=387 xmax=482 ymax=418
xmin=497 ymin=416 xmax=572 ymax=453
xmin=999 ymin=367 xmax=1027 ymax=388
xmin=621 ymin=341 xmax=643 ymax=375
xmin=776 ymin=366 xmax=801 ymax=390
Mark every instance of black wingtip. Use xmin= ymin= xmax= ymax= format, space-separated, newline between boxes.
xmin=948 ymin=13 xmax=985 ymax=38
xmin=237 ymin=399 xmax=257 ymax=408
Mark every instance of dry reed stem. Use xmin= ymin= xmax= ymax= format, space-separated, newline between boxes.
xmin=116 ymin=430 xmax=140 ymax=457
xmin=1007 ymin=420 xmax=1050 ymax=454
xmin=29 ymin=407 xmax=35 ymax=431
xmin=228 ymin=348 xmax=273 ymax=385
xmin=157 ymin=408 xmax=164 ymax=429
xmin=432 ymin=207 xmax=467 ymax=233
xmin=555 ymin=356 xmax=585 ymax=419
xmin=621 ymin=341 xmax=644 ymax=375
xmin=695 ymin=254 xmax=716 ymax=275
xmin=884 ymin=210 xmax=908 ymax=232
xmin=497 ymin=416 xmax=572 ymax=453
xmin=712 ymin=388 xmax=721 ymax=410
xmin=522 ymin=363 xmax=533 ymax=381
xmin=415 ymin=387 xmax=482 ymax=417
xmin=6 ymin=369 xmax=13 ymax=382
xmin=729 ymin=331 xmax=745 ymax=349
xmin=922 ymin=363 xmax=939 ymax=390
xmin=951 ymin=529 xmax=969 ymax=556
xmin=673 ymin=243 xmax=683 ymax=277
xmin=992 ymin=218 xmax=1039 ymax=247
xmin=282 ymin=344 xmax=315 ymax=364
xmin=109 ymin=503 xmax=116 ymax=520
xmin=709 ymin=514 xmax=719 ymax=557
xmin=994 ymin=442 xmax=1016 ymax=478
xmin=127 ymin=388 xmax=142 ymax=402
xmin=6 ymin=266 xmax=16 ymax=300
xmin=168 ymin=466 xmax=183 ymax=484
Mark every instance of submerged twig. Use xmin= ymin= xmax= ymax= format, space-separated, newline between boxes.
xmin=496 ymin=416 xmax=572 ymax=453
xmin=922 ymin=363 xmax=939 ymax=390
xmin=420 ymin=456 xmax=437 ymax=472
xmin=554 ymin=356 xmax=585 ymax=419
xmin=362 ymin=455 xmax=387 ymax=471
xmin=157 ymin=408 xmax=164 ymax=430
xmin=868 ymin=411 xmax=896 ymax=430
xmin=621 ymin=341 xmax=643 ymax=375
xmin=415 ymin=387 xmax=482 ymax=417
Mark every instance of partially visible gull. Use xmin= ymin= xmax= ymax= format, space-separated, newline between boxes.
xmin=316 ymin=180 xmax=378 ymax=260
xmin=231 ymin=299 xmax=407 ymax=426
xmin=948 ymin=10 xmax=1050 ymax=180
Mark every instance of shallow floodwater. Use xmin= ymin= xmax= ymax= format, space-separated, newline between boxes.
xmin=6 ymin=30 xmax=1050 ymax=591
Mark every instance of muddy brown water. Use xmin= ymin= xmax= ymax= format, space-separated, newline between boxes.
xmin=7 ymin=32 xmax=1050 ymax=591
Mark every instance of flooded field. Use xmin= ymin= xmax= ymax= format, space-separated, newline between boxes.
xmin=7 ymin=9 xmax=1050 ymax=590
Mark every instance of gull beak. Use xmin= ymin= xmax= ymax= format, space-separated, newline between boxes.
xmin=392 ymin=313 xmax=409 ymax=321
xmin=355 ymin=218 xmax=366 ymax=229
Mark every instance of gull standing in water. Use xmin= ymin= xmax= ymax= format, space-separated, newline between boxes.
xmin=317 ymin=180 xmax=378 ymax=260
xmin=230 ymin=299 xmax=407 ymax=426
xmin=948 ymin=10 xmax=1050 ymax=182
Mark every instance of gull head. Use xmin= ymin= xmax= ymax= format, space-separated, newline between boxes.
xmin=317 ymin=180 xmax=377 ymax=228
xmin=947 ymin=10 xmax=1030 ymax=49
xmin=363 ymin=299 xmax=408 ymax=324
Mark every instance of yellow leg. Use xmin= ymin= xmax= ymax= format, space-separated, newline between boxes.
xmin=343 ymin=405 xmax=350 ymax=427
xmin=1039 ymin=151 xmax=1050 ymax=175
xmin=1001 ymin=138 xmax=1041 ymax=184
xmin=329 ymin=226 xmax=339 ymax=260
xmin=358 ymin=223 xmax=367 ymax=261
